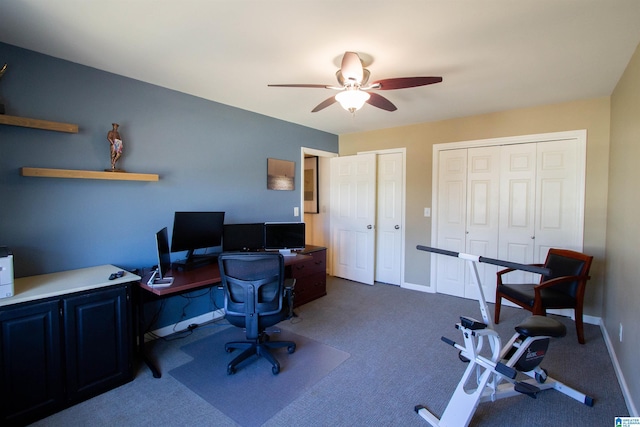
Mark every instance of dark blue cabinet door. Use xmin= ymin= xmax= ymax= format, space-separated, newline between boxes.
xmin=63 ymin=284 xmax=132 ymax=403
xmin=0 ymin=299 xmax=63 ymax=425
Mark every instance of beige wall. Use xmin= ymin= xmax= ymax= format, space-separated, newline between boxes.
xmin=339 ymin=96 xmax=611 ymax=317
xmin=606 ymin=42 xmax=640 ymax=414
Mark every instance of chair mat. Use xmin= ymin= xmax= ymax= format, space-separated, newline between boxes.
xmin=169 ymin=327 xmax=350 ymax=426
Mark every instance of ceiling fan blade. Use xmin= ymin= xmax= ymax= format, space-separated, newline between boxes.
xmin=340 ymin=52 xmax=364 ymax=83
xmin=366 ymin=92 xmax=397 ymax=112
xmin=268 ymin=84 xmax=331 ymax=89
xmin=311 ymin=96 xmax=338 ymax=112
xmin=372 ymin=76 xmax=443 ymax=90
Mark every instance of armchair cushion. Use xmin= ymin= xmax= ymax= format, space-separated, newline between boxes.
xmin=497 ymin=283 xmax=576 ymax=309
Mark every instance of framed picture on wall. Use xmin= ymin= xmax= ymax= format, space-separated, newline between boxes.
xmin=304 ymin=156 xmax=319 ymax=213
xmin=267 ymin=158 xmax=295 ymax=190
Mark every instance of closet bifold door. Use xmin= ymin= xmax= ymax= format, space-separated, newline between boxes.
xmin=435 ymin=148 xmax=467 ymax=298
xmin=434 ymin=136 xmax=584 ymax=303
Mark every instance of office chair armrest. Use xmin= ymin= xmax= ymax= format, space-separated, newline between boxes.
xmin=284 ymin=278 xmax=296 ymax=291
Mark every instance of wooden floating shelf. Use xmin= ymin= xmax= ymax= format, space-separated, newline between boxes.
xmin=0 ymin=114 xmax=78 ymax=133
xmin=21 ymin=167 xmax=159 ymax=182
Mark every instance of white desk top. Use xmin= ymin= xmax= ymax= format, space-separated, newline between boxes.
xmin=0 ymin=265 xmax=141 ymax=307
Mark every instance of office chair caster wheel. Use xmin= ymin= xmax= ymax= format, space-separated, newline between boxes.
xmin=535 ymin=368 xmax=548 ymax=383
xmin=288 ymin=344 xmax=296 ymax=354
xmin=225 ymin=347 xmax=233 ymax=353
xmin=272 ymin=365 xmax=280 ymax=375
xmin=227 ymin=366 xmax=236 ymax=375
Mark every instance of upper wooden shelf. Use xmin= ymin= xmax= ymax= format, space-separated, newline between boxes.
xmin=21 ymin=167 xmax=159 ymax=182
xmin=0 ymin=114 xmax=78 ymax=133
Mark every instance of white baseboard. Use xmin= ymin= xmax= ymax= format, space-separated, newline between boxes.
xmin=599 ymin=318 xmax=638 ymax=416
xmin=402 ymin=281 xmax=434 ymax=293
xmin=144 ymin=309 xmax=225 ymax=342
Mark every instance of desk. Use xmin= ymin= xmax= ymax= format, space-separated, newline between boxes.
xmin=137 ymin=253 xmax=313 ymax=378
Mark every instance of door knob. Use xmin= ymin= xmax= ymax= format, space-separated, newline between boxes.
xmin=394 ymin=225 xmax=400 ymax=229
xmin=367 ymin=225 xmax=373 ymax=229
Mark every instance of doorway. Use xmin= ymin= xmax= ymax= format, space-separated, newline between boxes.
xmin=300 ymin=148 xmax=338 ymax=275
xmin=328 ymin=149 xmax=406 ymax=286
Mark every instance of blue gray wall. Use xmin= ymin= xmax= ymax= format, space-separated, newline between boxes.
xmin=0 ymin=42 xmax=337 ymax=325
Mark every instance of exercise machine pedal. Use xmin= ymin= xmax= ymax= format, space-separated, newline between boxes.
xmin=515 ymin=381 xmax=540 ymax=398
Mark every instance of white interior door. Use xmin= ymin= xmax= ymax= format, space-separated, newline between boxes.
xmin=498 ymin=143 xmax=537 ymax=284
xmin=534 ymin=139 xmax=583 ymax=257
xmin=375 ymin=152 xmax=403 ymax=285
xmin=435 ymin=149 xmax=467 ymax=297
xmin=330 ymin=154 xmax=377 ymax=285
xmin=465 ymin=146 xmax=500 ymax=302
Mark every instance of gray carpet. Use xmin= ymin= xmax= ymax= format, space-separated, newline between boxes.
xmin=28 ymin=276 xmax=630 ymax=426
xmin=168 ymin=327 xmax=350 ymax=427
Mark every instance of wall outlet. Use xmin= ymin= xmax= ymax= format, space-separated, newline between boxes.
xmin=294 ymin=206 xmax=299 ymax=217
xmin=424 ymin=207 xmax=431 ymax=217
xmin=619 ymin=323 xmax=623 ymax=342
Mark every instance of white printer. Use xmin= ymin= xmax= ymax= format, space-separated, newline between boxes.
xmin=0 ymin=246 xmax=14 ymax=299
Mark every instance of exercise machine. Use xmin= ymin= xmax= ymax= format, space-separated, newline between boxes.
xmin=414 ymin=246 xmax=593 ymax=427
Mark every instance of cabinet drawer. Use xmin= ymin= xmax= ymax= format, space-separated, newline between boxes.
xmin=293 ymin=271 xmax=327 ymax=307
xmin=291 ymin=251 xmax=326 ymax=278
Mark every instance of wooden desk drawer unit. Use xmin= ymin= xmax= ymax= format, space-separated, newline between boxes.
xmin=290 ymin=246 xmax=326 ymax=307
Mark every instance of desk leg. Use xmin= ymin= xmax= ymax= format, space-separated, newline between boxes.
xmin=137 ymin=285 xmax=162 ymax=378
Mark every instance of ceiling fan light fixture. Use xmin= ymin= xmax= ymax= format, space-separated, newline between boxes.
xmin=335 ymin=89 xmax=370 ymax=113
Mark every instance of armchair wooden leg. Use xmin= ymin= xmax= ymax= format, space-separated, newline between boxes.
xmin=575 ymin=309 xmax=585 ymax=344
xmin=494 ymin=296 xmax=502 ymax=324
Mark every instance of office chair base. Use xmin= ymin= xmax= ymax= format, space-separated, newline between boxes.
xmin=225 ymin=333 xmax=296 ymax=375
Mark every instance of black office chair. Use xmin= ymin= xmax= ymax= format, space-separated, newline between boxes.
xmin=495 ymin=248 xmax=593 ymax=344
xmin=218 ymin=252 xmax=296 ymax=375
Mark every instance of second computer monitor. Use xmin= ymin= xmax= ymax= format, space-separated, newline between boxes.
xmin=264 ymin=222 xmax=305 ymax=256
xmin=223 ymin=223 xmax=265 ymax=252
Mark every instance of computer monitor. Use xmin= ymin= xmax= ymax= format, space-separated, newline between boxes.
xmin=171 ymin=211 xmax=225 ymax=270
xmin=223 ymin=223 xmax=265 ymax=252
xmin=264 ymin=222 xmax=305 ymax=256
xmin=148 ymin=227 xmax=173 ymax=287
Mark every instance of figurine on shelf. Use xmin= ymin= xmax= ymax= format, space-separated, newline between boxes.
xmin=0 ymin=63 xmax=7 ymax=115
xmin=106 ymin=123 xmax=124 ymax=172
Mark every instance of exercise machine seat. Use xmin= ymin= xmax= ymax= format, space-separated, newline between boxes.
xmin=515 ymin=315 xmax=566 ymax=338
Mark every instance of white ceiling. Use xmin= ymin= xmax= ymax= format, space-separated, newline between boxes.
xmin=2 ymin=1 xmax=640 ymax=136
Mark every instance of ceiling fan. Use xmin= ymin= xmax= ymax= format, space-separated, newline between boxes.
xmin=268 ymin=51 xmax=442 ymax=113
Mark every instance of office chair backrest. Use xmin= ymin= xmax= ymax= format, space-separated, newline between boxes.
xmin=218 ymin=252 xmax=285 ymax=318
xmin=541 ymin=249 xmax=592 ymax=298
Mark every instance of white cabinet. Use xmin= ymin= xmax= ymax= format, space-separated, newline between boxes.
xmin=432 ymin=131 xmax=586 ymax=301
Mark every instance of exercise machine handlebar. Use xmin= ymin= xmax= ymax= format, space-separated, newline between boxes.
xmin=416 ymin=245 xmax=551 ymax=276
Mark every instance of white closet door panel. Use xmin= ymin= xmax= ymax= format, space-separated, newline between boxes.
xmin=465 ymin=146 xmax=500 ymax=301
xmin=535 ymin=140 xmax=581 ymax=257
xmin=499 ymin=143 xmax=536 ymax=284
xmin=436 ymin=149 xmax=467 ymax=297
